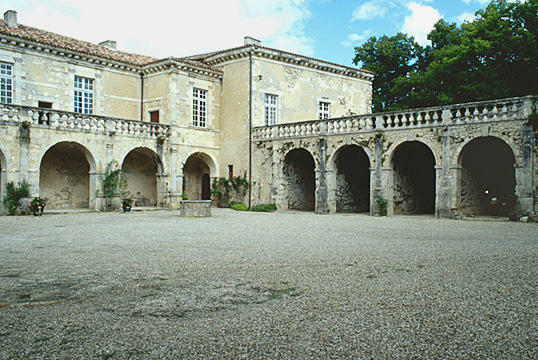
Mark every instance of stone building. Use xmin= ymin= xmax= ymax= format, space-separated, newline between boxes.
xmin=0 ymin=10 xmax=536 ymax=218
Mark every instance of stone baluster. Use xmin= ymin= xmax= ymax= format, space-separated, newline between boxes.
xmin=11 ymin=108 xmax=19 ymax=123
xmin=491 ymin=105 xmax=498 ymax=120
xmin=1 ymin=108 xmax=9 ymax=123
xmin=481 ymin=106 xmax=489 ymax=121
xmin=432 ymin=111 xmax=439 ymax=124
xmin=51 ymin=113 xmax=60 ymax=127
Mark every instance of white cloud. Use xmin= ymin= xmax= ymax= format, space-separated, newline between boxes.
xmin=341 ymin=30 xmax=374 ymax=47
xmin=1 ymin=0 xmax=315 ymax=58
xmin=401 ymin=2 xmax=441 ymax=45
xmin=351 ymin=1 xmax=387 ymax=21
xmin=462 ymin=0 xmax=490 ymax=4
xmin=456 ymin=12 xmax=476 ymax=23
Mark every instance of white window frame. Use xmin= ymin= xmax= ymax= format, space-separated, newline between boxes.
xmin=0 ymin=62 xmax=13 ymax=104
xmin=74 ymin=75 xmax=94 ymax=114
xmin=318 ymin=101 xmax=330 ymax=120
xmin=264 ymin=94 xmax=278 ymax=126
xmin=192 ymin=88 xmax=207 ymax=127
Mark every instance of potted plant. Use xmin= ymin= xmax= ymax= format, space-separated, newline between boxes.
xmin=121 ymin=195 xmax=134 ymax=213
xmin=30 ymin=196 xmax=47 ymax=216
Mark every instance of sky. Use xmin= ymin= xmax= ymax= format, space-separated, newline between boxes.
xmin=2 ymin=0 xmax=493 ymax=67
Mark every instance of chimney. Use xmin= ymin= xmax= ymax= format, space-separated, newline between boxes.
xmin=3 ymin=10 xmax=17 ymax=28
xmin=244 ymin=36 xmax=261 ymax=46
xmin=99 ymin=40 xmax=117 ymax=50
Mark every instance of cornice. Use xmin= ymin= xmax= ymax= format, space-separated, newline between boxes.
xmin=201 ymin=45 xmax=374 ymax=82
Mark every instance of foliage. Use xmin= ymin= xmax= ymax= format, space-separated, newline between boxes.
xmin=250 ymin=203 xmax=277 ymax=212
xmin=376 ymin=197 xmax=388 ymax=216
xmin=121 ymin=195 xmax=134 ymax=205
xmin=211 ymin=170 xmax=250 ymax=207
xmin=2 ymin=181 xmax=30 ymax=215
xmin=101 ymin=162 xmax=126 ymax=200
xmin=30 ymin=196 xmax=47 ymax=207
xmin=353 ymin=0 xmax=538 ymax=111
xmin=181 ymin=192 xmax=189 ymax=200
xmin=353 ymin=32 xmax=424 ymax=112
xmin=29 ymin=196 xmax=47 ymax=214
xmin=231 ymin=203 xmax=249 ymax=211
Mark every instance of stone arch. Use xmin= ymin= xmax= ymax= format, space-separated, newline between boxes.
xmin=283 ymin=148 xmax=316 ymax=211
xmin=391 ymin=141 xmax=436 ymax=215
xmin=333 ymin=145 xmax=371 ymax=213
xmin=183 ymin=152 xmax=216 ymax=200
xmin=457 ymin=136 xmax=516 ymax=217
xmin=39 ymin=142 xmax=96 ymax=209
xmin=122 ymin=147 xmax=162 ymax=207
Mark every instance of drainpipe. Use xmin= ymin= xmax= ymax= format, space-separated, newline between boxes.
xmin=248 ymin=52 xmax=253 ymax=209
xmin=140 ymin=72 xmax=144 ymax=122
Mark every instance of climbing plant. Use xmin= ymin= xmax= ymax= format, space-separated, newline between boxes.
xmin=101 ymin=161 xmax=126 ymax=201
xmin=211 ymin=170 xmax=250 ymax=207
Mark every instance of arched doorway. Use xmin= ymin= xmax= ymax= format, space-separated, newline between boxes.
xmin=392 ymin=141 xmax=436 ymax=215
xmin=183 ymin=153 xmax=213 ymax=200
xmin=458 ymin=137 xmax=516 ymax=217
xmin=334 ymin=145 xmax=370 ymax=213
xmin=283 ymin=148 xmax=315 ymax=211
xmin=40 ymin=142 xmax=93 ymax=209
xmin=122 ymin=148 xmax=160 ymax=207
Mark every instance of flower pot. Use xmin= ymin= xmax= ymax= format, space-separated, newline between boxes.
xmin=32 ymin=205 xmax=44 ymax=216
xmin=122 ymin=203 xmax=132 ymax=213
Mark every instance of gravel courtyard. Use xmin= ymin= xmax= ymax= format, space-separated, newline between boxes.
xmin=0 ymin=209 xmax=537 ymax=359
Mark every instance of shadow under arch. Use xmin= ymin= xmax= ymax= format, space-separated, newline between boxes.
xmin=332 ymin=144 xmax=371 ymax=213
xmin=283 ymin=148 xmax=316 ymax=211
xmin=391 ymin=141 xmax=436 ymax=215
xmin=183 ymin=152 xmax=217 ymax=200
xmin=122 ymin=147 xmax=163 ymax=207
xmin=39 ymin=141 xmax=96 ymax=209
xmin=458 ymin=136 xmax=516 ymax=217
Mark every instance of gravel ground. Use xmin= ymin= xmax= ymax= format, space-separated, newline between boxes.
xmin=0 ymin=209 xmax=537 ymax=359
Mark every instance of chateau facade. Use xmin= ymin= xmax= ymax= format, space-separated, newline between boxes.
xmin=1 ymin=10 xmax=536 ymax=218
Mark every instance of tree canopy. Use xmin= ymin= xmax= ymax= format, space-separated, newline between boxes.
xmin=353 ymin=0 xmax=538 ymax=112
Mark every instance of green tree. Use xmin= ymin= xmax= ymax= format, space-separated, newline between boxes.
xmin=352 ymin=0 xmax=538 ymax=111
xmin=352 ymin=33 xmax=423 ymax=112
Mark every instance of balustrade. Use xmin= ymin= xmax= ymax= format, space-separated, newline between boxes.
xmin=252 ymin=96 xmax=533 ymax=141
xmin=0 ymin=104 xmax=171 ymax=139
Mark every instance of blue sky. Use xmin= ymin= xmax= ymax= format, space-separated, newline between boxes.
xmin=2 ymin=0 xmax=492 ymax=67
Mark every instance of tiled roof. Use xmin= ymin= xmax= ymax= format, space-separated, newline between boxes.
xmin=0 ymin=20 xmax=156 ymax=66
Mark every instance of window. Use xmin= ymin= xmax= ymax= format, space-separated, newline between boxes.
xmin=318 ymin=101 xmax=330 ymax=120
xmin=193 ymin=88 xmax=207 ymax=127
xmin=0 ymin=62 xmax=13 ymax=104
xmin=74 ymin=76 xmax=94 ymax=114
xmin=150 ymin=110 xmax=160 ymax=123
xmin=264 ymin=94 xmax=278 ymax=126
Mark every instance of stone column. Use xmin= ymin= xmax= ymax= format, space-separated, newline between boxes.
xmin=325 ymin=167 xmax=336 ymax=213
xmin=516 ymin=127 xmax=535 ymax=216
xmin=271 ymin=143 xmax=287 ymax=210
xmin=436 ymin=128 xmax=452 ymax=218
xmin=372 ymin=134 xmax=388 ymax=215
xmin=449 ymin=166 xmax=462 ymax=218
xmin=315 ymin=138 xmax=329 ymax=214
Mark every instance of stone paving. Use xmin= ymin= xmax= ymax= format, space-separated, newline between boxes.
xmin=0 ymin=209 xmax=537 ymax=359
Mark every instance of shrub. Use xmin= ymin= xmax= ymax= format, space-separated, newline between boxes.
xmin=2 ymin=181 xmax=30 ymax=215
xmin=231 ymin=203 xmax=249 ymax=211
xmin=376 ymin=197 xmax=388 ymax=216
xmin=250 ymin=203 xmax=277 ymax=212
